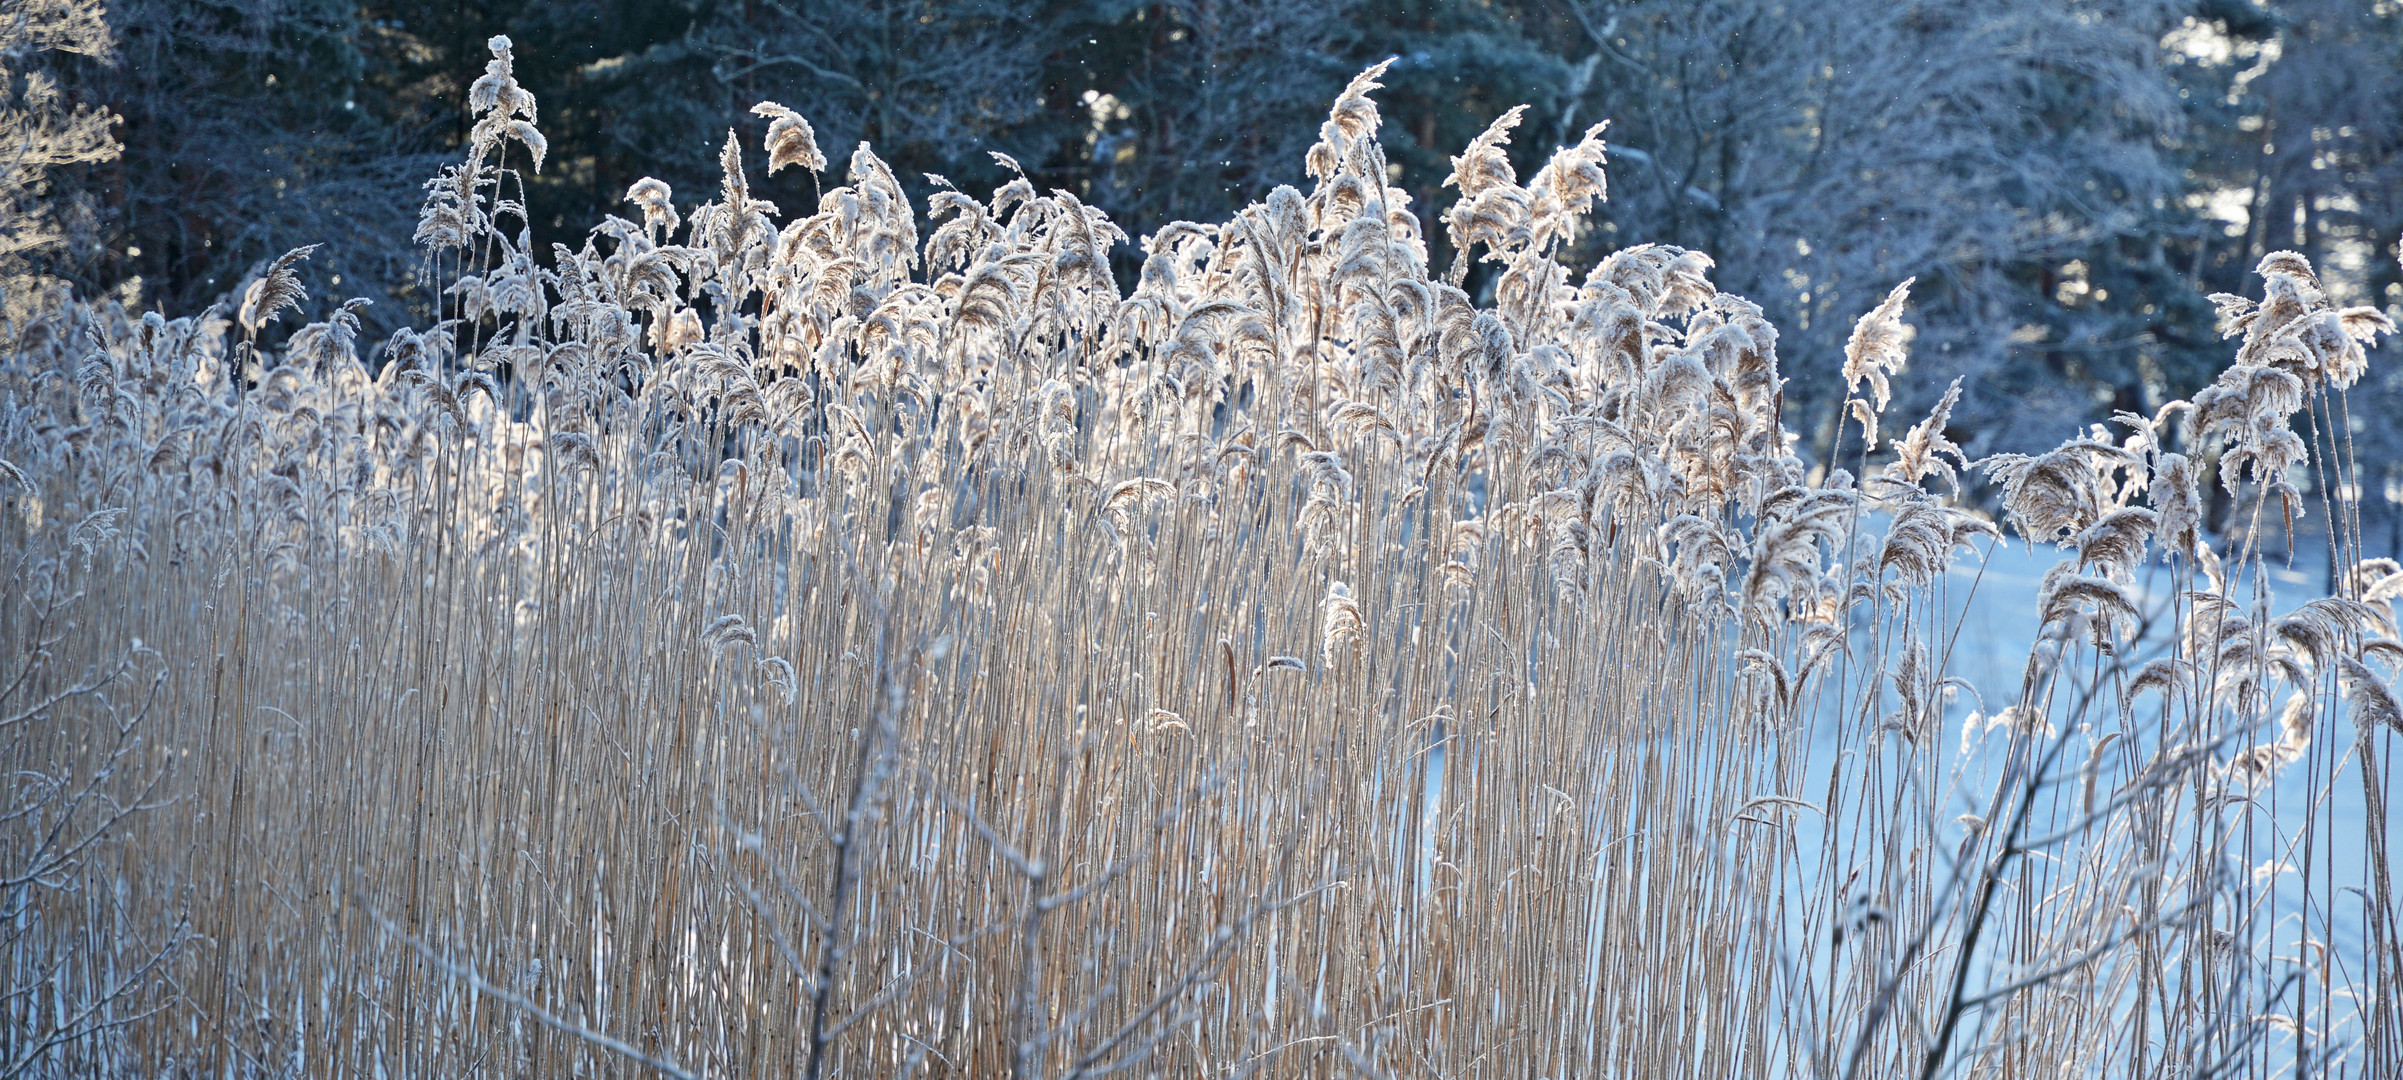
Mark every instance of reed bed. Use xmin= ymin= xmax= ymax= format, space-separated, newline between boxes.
xmin=2 ymin=43 xmax=2398 ymax=1079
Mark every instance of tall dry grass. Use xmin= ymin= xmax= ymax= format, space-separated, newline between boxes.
xmin=3 ymin=41 xmax=2399 ymax=1078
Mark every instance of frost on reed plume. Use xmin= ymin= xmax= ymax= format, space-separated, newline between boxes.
xmin=3 ymin=40 xmax=2401 ymax=1079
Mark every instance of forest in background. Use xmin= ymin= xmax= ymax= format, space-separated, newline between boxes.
xmin=8 ymin=0 xmax=2403 ymax=550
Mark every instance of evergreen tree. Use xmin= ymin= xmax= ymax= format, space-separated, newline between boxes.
xmin=1 ymin=0 xmax=117 ymax=320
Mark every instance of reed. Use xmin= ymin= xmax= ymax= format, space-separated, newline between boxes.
xmin=2 ymin=42 xmax=2397 ymax=1079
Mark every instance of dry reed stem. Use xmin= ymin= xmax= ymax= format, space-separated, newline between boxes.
xmin=0 ymin=43 xmax=2396 ymax=1080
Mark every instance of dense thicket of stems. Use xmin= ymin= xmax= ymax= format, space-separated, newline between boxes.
xmin=2 ymin=41 xmax=2398 ymax=1079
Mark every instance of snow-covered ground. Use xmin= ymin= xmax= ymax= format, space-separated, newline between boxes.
xmin=1919 ymin=531 xmax=2396 ymax=1049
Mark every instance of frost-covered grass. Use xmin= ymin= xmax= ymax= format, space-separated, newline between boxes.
xmin=2 ymin=40 xmax=2399 ymax=1080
